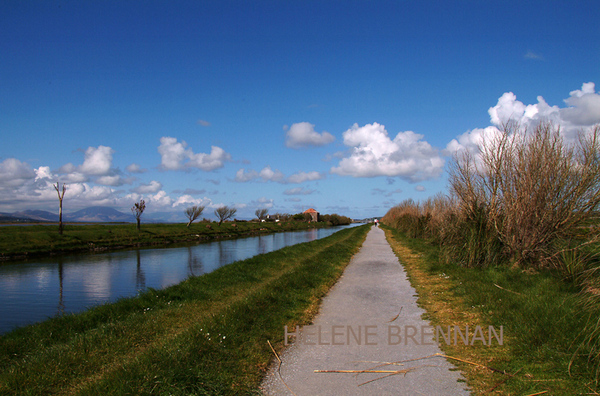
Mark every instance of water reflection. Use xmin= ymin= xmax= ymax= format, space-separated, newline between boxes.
xmin=57 ymin=258 xmax=64 ymax=316
xmin=135 ymin=250 xmax=145 ymax=290
xmin=187 ymin=246 xmax=204 ymax=277
xmin=0 ymin=225 xmax=355 ymax=334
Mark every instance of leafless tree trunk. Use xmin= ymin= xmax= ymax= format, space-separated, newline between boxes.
xmin=54 ymin=182 xmax=66 ymax=235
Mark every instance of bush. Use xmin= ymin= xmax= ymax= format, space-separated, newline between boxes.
xmin=449 ymin=121 xmax=600 ymax=268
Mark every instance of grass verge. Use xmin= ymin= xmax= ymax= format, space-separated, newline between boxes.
xmin=383 ymin=225 xmax=600 ymax=395
xmin=0 ymin=221 xmax=331 ymax=262
xmin=0 ymin=224 xmax=370 ymax=395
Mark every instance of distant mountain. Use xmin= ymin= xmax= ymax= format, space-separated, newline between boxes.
xmin=2 ymin=206 xmax=188 ymax=223
xmin=0 ymin=213 xmax=32 ymax=223
xmin=65 ymin=206 xmax=132 ymax=223
xmin=3 ymin=207 xmax=132 ymax=223
xmin=12 ymin=210 xmax=58 ymax=222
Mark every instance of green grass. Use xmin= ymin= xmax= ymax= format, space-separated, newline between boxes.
xmin=0 ymin=221 xmax=331 ymax=261
xmin=0 ymin=224 xmax=370 ymax=395
xmin=384 ymin=225 xmax=600 ymax=395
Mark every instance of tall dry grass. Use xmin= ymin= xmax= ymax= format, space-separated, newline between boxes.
xmin=383 ymin=121 xmax=600 ymax=271
xmin=450 ymin=121 xmax=600 ymax=269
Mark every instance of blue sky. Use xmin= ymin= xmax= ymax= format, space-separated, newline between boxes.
xmin=1 ymin=1 xmax=599 ymax=221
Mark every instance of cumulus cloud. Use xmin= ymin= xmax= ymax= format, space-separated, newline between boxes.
xmin=158 ymin=137 xmax=189 ymax=170
xmin=158 ymin=137 xmax=231 ymax=171
xmin=188 ymin=146 xmax=232 ymax=171
xmin=285 ymin=122 xmax=335 ymax=148
xmin=287 ymin=171 xmax=324 ymax=184
xmin=79 ymin=146 xmax=114 ymax=175
xmin=250 ymin=197 xmax=274 ymax=209
xmin=173 ymin=194 xmax=213 ymax=208
xmin=444 ymin=126 xmax=502 ymax=158
xmin=487 ymin=82 xmax=600 ymax=132
xmin=134 ymin=180 xmax=163 ymax=194
xmin=562 ymin=82 xmax=600 ymax=126
xmin=235 ymin=166 xmax=323 ymax=184
xmin=446 ymin=82 xmax=600 ymax=169
xmin=331 ymin=123 xmax=445 ymax=182
xmin=96 ymin=175 xmax=125 ymax=186
xmin=0 ymin=158 xmax=36 ymax=188
xmin=126 ymin=163 xmax=146 ymax=173
xmin=235 ymin=168 xmax=259 ymax=182
xmin=34 ymin=166 xmax=53 ymax=181
xmin=259 ymin=166 xmax=285 ymax=182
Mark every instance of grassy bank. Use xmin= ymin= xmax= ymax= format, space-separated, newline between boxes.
xmin=383 ymin=225 xmax=600 ymax=395
xmin=0 ymin=224 xmax=370 ymax=395
xmin=0 ymin=221 xmax=332 ymax=261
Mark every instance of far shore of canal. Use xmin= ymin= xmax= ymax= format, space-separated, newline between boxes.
xmin=0 ymin=220 xmax=355 ymax=263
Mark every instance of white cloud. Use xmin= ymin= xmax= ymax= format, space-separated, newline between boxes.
xmin=147 ymin=190 xmax=174 ymax=208
xmin=415 ymin=185 xmax=426 ymax=192
xmin=79 ymin=146 xmax=114 ymax=175
xmin=447 ymin=82 xmax=600 ymax=171
xmin=487 ymin=82 xmax=600 ymax=133
xmin=331 ymin=123 xmax=445 ymax=182
xmin=445 ymin=126 xmax=502 ymax=157
xmin=287 ymin=171 xmax=324 ymax=184
xmin=188 ymin=146 xmax=232 ymax=171
xmin=62 ymin=172 xmax=89 ymax=183
xmin=158 ymin=137 xmax=231 ymax=171
xmin=235 ymin=168 xmax=259 ymax=182
xmin=0 ymin=158 xmax=36 ymax=188
xmin=250 ymin=197 xmax=274 ymax=209
xmin=562 ymin=82 xmax=600 ymax=126
xmin=34 ymin=166 xmax=53 ymax=181
xmin=173 ymin=195 xmax=212 ymax=208
xmin=285 ymin=122 xmax=335 ymax=148
xmin=259 ymin=166 xmax=285 ymax=182
xmin=96 ymin=175 xmax=125 ymax=186
xmin=158 ymin=137 xmax=189 ymax=170
xmin=235 ymin=166 xmax=322 ymax=184
xmin=134 ymin=180 xmax=163 ymax=194
xmin=126 ymin=163 xmax=146 ymax=173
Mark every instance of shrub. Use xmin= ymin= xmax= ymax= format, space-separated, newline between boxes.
xmin=449 ymin=121 xmax=600 ymax=268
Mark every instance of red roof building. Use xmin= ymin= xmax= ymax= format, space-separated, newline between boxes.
xmin=303 ymin=208 xmax=319 ymax=222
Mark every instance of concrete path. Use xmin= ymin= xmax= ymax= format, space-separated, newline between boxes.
xmin=261 ymin=226 xmax=470 ymax=395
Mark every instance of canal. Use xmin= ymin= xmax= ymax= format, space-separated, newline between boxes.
xmin=0 ymin=225 xmax=357 ymax=334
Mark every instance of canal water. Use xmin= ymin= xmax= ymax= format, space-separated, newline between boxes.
xmin=0 ymin=225 xmax=357 ymax=334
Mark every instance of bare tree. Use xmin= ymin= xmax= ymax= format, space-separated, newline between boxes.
xmin=54 ymin=182 xmax=66 ymax=235
xmin=184 ymin=205 xmax=205 ymax=227
xmin=214 ymin=206 xmax=237 ymax=225
xmin=131 ymin=199 xmax=146 ymax=231
xmin=255 ymin=208 xmax=268 ymax=222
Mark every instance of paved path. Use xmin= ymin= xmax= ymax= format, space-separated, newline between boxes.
xmin=261 ymin=226 xmax=470 ymax=395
